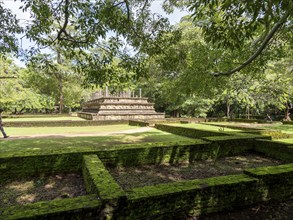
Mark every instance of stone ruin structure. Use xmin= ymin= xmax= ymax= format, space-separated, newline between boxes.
xmin=78 ymin=88 xmax=165 ymax=120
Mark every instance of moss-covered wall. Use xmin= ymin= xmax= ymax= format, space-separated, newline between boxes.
xmin=116 ymin=164 xmax=293 ymax=219
xmin=0 ymin=195 xmax=102 ymax=220
xmin=155 ymin=124 xmax=231 ymax=138
xmin=117 ymin=174 xmax=260 ymax=219
xmin=128 ymin=120 xmax=149 ymax=127
xmin=97 ymin=140 xmax=214 ymax=168
xmin=82 ymin=154 xmax=125 ymax=201
xmin=244 ymin=163 xmax=293 ymax=201
xmin=0 ymin=153 xmax=85 ymax=183
xmin=1 ymin=130 xmax=293 ymax=219
xmin=252 ymin=139 xmax=293 ymax=162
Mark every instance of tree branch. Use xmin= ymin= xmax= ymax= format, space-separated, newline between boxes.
xmin=0 ymin=76 xmax=17 ymax=79
xmin=212 ymin=10 xmax=291 ymax=76
xmin=57 ymin=0 xmax=69 ymax=41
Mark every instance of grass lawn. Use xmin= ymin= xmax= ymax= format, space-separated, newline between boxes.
xmin=262 ymin=124 xmax=293 ymax=134
xmin=205 ymin=122 xmax=293 ymax=134
xmin=3 ymin=117 xmax=86 ymax=122
xmin=168 ymin=123 xmax=242 ymax=132
xmin=273 ymin=138 xmax=293 ymax=144
xmin=4 ymin=124 xmax=133 ymax=136
xmin=0 ymin=128 xmax=195 ymax=156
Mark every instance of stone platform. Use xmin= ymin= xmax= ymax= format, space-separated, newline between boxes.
xmin=78 ymin=97 xmax=165 ymax=121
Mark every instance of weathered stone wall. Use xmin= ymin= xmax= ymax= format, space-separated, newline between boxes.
xmin=79 ymin=97 xmax=165 ymax=120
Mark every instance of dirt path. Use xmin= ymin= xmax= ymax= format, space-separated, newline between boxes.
xmin=4 ymin=127 xmax=154 ymax=140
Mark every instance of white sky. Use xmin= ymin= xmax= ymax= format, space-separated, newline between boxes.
xmin=2 ymin=0 xmax=189 ymax=66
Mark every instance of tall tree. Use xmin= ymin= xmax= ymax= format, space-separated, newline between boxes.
xmin=0 ymin=0 xmax=180 ymax=84
xmin=164 ymin=0 xmax=292 ymax=76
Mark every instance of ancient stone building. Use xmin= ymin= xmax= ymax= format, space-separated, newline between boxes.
xmin=78 ymin=89 xmax=165 ymax=120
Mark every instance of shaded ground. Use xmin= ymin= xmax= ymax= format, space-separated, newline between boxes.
xmin=3 ymin=124 xmax=141 ymax=138
xmin=195 ymin=199 xmax=293 ymax=220
xmin=0 ymin=173 xmax=86 ymax=208
xmin=3 ymin=126 xmax=153 ymax=139
xmin=109 ymin=153 xmax=283 ymax=189
xmin=0 ymin=129 xmax=195 ymax=156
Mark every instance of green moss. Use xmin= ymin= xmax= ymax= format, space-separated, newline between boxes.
xmin=0 ymin=195 xmax=101 ymax=220
xmin=129 ymin=120 xmax=149 ymax=127
xmin=155 ymin=124 xmax=232 ymax=139
xmin=82 ymin=155 xmax=125 ymax=201
xmin=120 ymin=174 xmax=260 ymax=219
xmin=128 ymin=174 xmax=257 ymax=200
xmin=245 ymin=163 xmax=293 ymax=176
xmin=252 ymin=139 xmax=293 ymax=162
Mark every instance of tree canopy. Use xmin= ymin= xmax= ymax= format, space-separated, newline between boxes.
xmin=165 ymin=0 xmax=292 ymax=76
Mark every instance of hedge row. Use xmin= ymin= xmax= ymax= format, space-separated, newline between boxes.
xmin=3 ymin=120 xmax=128 ymax=127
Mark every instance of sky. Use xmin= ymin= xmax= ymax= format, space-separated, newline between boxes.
xmin=2 ymin=0 xmax=189 ymax=66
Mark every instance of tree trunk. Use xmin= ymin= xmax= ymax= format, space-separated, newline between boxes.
xmin=59 ymin=80 xmax=64 ymax=114
xmin=226 ymin=102 xmax=230 ymax=118
xmin=57 ymin=50 xmax=64 ymax=114
xmin=283 ymin=103 xmax=292 ymax=121
xmin=246 ymin=106 xmax=250 ymax=119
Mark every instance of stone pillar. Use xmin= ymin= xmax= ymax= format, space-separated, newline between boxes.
xmin=106 ymin=86 xmax=109 ymax=97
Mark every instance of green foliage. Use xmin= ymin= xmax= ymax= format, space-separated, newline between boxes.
xmin=0 ymin=4 xmax=22 ymax=54
xmin=0 ymin=0 xmax=180 ymax=84
xmin=0 ymin=195 xmax=102 ymax=220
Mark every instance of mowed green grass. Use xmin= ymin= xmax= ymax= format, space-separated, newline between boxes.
xmin=0 ymin=128 xmax=195 ymax=156
xmin=205 ymin=122 xmax=293 ymax=134
xmin=4 ymin=124 xmax=133 ymax=136
xmin=168 ymin=123 xmax=242 ymax=132
xmin=3 ymin=116 xmax=86 ymax=122
xmin=274 ymin=139 xmax=293 ymax=144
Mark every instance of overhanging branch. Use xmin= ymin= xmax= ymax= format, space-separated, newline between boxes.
xmin=211 ymin=10 xmax=291 ymax=77
xmin=0 ymin=76 xmax=17 ymax=79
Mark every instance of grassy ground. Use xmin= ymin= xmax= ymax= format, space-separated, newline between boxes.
xmin=3 ymin=124 xmax=133 ymax=136
xmin=273 ymin=139 xmax=293 ymax=144
xmin=205 ymin=122 xmax=293 ymax=134
xmin=3 ymin=117 xmax=85 ymax=122
xmin=168 ymin=123 xmax=242 ymax=132
xmin=263 ymin=124 xmax=293 ymax=134
xmin=0 ymin=129 xmax=195 ymax=155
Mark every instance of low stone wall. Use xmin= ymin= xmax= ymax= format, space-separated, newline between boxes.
xmin=1 ymin=133 xmax=293 ymax=219
xmin=252 ymin=139 xmax=293 ymax=162
xmin=118 ymin=164 xmax=293 ymax=219
xmin=0 ymin=195 xmax=102 ymax=220
xmin=78 ymin=112 xmax=165 ymax=121
xmin=155 ymin=123 xmax=232 ymax=138
xmin=128 ymin=120 xmax=150 ymax=127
